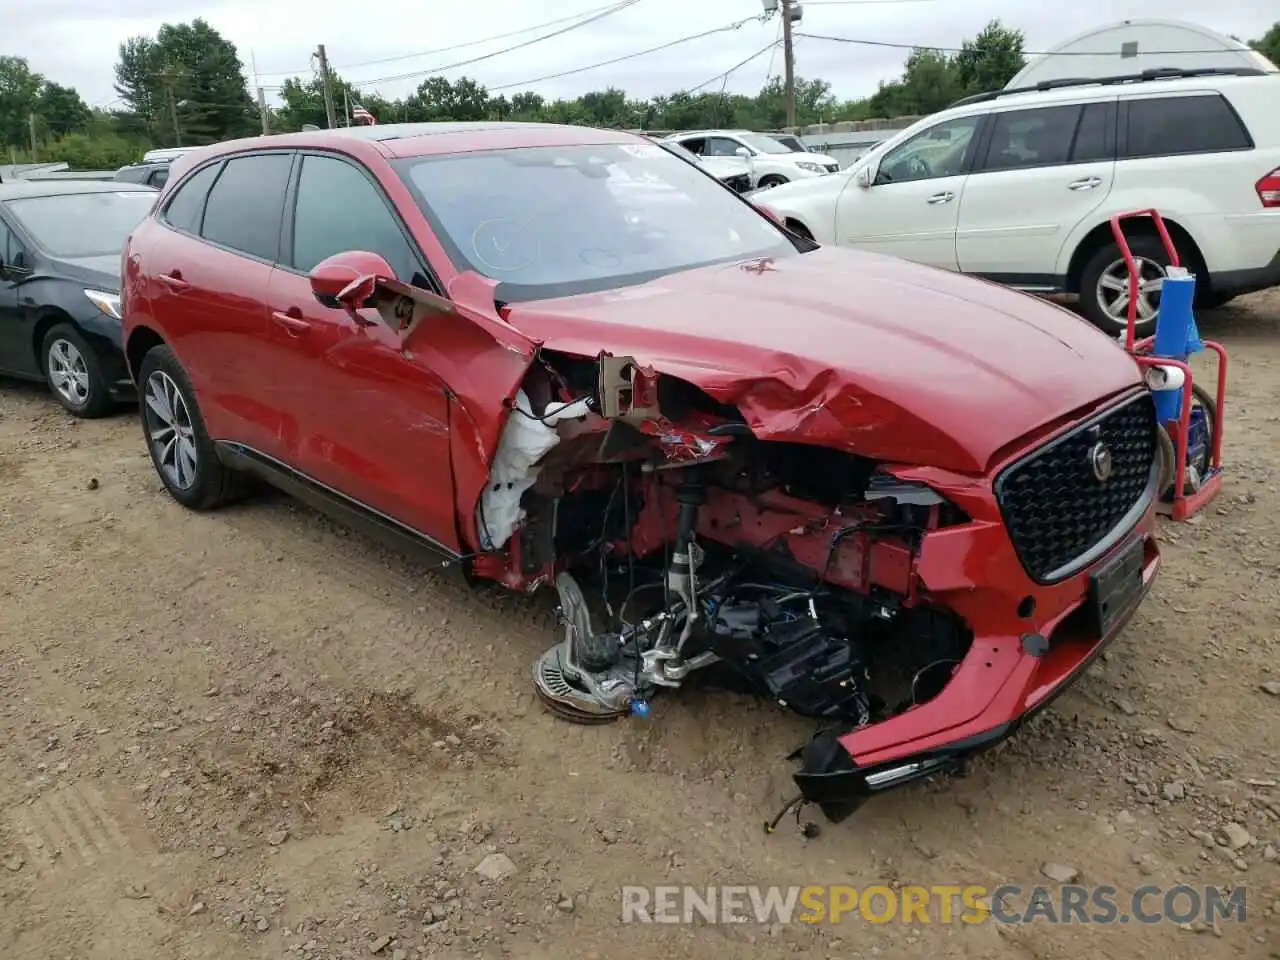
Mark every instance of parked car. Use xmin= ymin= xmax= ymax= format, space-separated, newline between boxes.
xmin=657 ymin=139 xmax=753 ymax=192
xmin=115 ymin=160 xmax=172 ymax=189
xmin=0 ymin=180 xmax=157 ymax=416
xmin=661 ymin=129 xmax=840 ymax=189
xmin=768 ymin=133 xmax=808 ymax=153
xmin=143 ymin=147 xmax=198 ymax=164
xmin=752 ymin=67 xmax=1280 ymax=336
xmin=121 ymin=121 xmax=1161 ymax=815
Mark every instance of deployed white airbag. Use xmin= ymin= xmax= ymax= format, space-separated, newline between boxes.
xmin=477 ymin=389 xmax=592 ymax=550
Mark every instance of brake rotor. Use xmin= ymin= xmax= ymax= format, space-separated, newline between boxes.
xmin=533 ymin=646 xmax=628 ymax=725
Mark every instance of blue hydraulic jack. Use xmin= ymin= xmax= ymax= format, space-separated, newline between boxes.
xmin=1109 ymin=209 xmax=1227 ymax=522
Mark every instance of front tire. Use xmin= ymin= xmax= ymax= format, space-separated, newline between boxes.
xmin=42 ymin=324 xmax=114 ymax=418
xmin=137 ymin=344 xmax=244 ymax=510
xmin=757 ymin=174 xmax=789 ymax=189
xmin=1079 ymin=235 xmax=1187 ymax=339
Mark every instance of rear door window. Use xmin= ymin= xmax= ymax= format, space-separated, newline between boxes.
xmin=1070 ymin=101 xmax=1115 ymax=162
xmin=979 ymin=105 xmax=1082 ymax=172
xmin=199 ymin=153 xmax=294 ymax=261
xmin=1122 ymin=94 xmax=1253 ymax=159
xmin=161 ymin=162 xmax=221 ymax=235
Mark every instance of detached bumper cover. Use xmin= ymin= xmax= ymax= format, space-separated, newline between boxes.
xmin=793 ymin=529 xmax=1160 ymax=820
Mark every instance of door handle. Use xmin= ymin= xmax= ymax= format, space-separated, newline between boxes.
xmin=271 ymin=308 xmax=311 ymax=335
xmin=156 ymin=272 xmax=188 ymax=290
xmin=1068 ymin=177 xmax=1103 ymax=191
xmin=926 ymin=191 xmax=955 ymax=204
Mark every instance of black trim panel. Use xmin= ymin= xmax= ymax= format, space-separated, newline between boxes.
xmin=213 ymin=441 xmax=463 ymax=570
xmin=1211 ymin=248 xmax=1280 ymax=295
xmin=973 ymin=271 xmax=1066 ymax=291
xmin=793 ymin=539 xmax=1156 ymax=821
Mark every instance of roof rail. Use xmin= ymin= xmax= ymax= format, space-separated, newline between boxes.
xmin=947 ymin=66 xmax=1271 ymax=109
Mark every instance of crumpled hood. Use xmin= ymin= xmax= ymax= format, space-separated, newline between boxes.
xmin=503 ymin=248 xmax=1144 ymax=474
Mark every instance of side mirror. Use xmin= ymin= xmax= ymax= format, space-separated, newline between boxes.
xmin=735 ymin=146 xmax=752 ymax=160
xmin=854 ymin=165 xmax=874 ymax=188
xmin=308 ymin=250 xmax=395 ymax=310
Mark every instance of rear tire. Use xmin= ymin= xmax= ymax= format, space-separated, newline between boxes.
xmin=1079 ymin=235 xmax=1187 ymax=339
xmin=136 ymin=343 xmax=245 ymax=510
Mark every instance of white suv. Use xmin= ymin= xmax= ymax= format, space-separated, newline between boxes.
xmin=754 ymin=68 xmax=1280 ymax=335
xmin=661 ymin=130 xmax=840 ymax=191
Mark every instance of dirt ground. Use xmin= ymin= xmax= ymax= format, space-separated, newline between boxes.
xmin=1 ymin=292 xmax=1278 ymax=960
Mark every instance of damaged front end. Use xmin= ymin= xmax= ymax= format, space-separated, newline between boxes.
xmin=364 ymin=270 xmax=1159 ymax=823
xmin=466 ymin=349 xmax=1022 ymax=818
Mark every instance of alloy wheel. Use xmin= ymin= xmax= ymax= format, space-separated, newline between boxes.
xmin=1096 ymin=256 xmax=1166 ymax=325
xmin=144 ymin=371 xmax=199 ymax=490
xmin=47 ymin=338 xmax=91 ymax=407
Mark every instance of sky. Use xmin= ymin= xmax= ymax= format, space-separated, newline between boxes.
xmin=2 ymin=0 xmax=1275 ymax=110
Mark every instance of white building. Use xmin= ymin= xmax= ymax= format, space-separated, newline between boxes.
xmin=1007 ymin=19 xmax=1278 ymax=89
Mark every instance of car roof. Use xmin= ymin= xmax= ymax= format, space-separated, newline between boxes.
xmin=664 ymin=130 xmax=752 ymax=138
xmin=183 ymin=121 xmax=643 ymax=166
xmin=947 ymin=67 xmax=1277 ymax=113
xmin=0 ymin=179 xmax=157 ymax=201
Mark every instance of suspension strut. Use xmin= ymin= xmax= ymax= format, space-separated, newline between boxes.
xmin=667 ymin=478 xmax=705 ymax=646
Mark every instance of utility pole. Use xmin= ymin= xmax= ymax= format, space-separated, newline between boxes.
xmin=28 ymin=112 xmax=38 ymax=160
xmin=257 ymin=87 xmax=271 ymax=135
xmin=316 ymin=44 xmax=338 ymax=129
xmin=781 ymin=0 xmax=797 ymax=130
xmin=161 ymin=69 xmax=182 ymax=146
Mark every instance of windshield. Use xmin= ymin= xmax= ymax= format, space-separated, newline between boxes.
xmin=738 ymin=133 xmax=794 ymax=155
xmin=4 ymin=190 xmax=155 ymax=258
xmin=395 ymin=143 xmax=798 ymax=301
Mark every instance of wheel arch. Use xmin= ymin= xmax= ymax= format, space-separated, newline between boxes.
xmin=30 ymin=307 xmax=79 ymax=373
xmin=1064 ymin=216 xmax=1209 ymax=295
xmin=125 ymin=325 xmax=166 ymax=383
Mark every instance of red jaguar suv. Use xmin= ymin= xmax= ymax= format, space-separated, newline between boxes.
xmin=121 ymin=122 xmax=1161 ymax=820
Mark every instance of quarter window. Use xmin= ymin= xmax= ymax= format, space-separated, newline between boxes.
xmin=1123 ymin=94 xmax=1252 ymax=159
xmin=161 ymin=162 xmax=221 ymax=235
xmin=200 ymin=153 xmax=293 ymax=261
xmin=290 ymin=154 xmax=421 ymax=283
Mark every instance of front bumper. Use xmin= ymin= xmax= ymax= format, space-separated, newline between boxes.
xmin=792 ymin=475 xmax=1162 ymax=821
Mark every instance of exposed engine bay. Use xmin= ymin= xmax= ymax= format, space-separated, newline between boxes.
xmin=470 ymin=350 xmax=975 ymax=807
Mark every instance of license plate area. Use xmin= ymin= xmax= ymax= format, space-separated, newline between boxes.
xmin=1088 ymin=536 xmax=1145 ymax=637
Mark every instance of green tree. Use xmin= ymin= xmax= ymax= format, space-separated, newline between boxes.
xmin=1251 ymin=22 xmax=1280 ymax=66
xmin=36 ymin=82 xmax=91 ymax=137
xmin=0 ymin=56 xmax=44 ymax=150
xmin=953 ymin=19 xmax=1026 ymax=95
xmin=406 ymin=76 xmax=491 ymax=121
xmin=113 ymin=19 xmax=256 ymax=146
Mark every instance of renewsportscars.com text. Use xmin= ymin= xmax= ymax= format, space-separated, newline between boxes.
xmin=620 ymin=884 xmax=1247 ymax=926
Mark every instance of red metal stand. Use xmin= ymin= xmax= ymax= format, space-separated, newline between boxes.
xmin=1108 ymin=209 xmax=1227 ymax=521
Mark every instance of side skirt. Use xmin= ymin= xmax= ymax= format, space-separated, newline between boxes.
xmin=213 ymin=441 xmax=467 ymax=575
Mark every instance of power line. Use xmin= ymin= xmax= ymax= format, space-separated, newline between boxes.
xmin=764 ymin=19 xmax=782 ymax=81
xmin=688 ymin=40 xmax=783 ymax=94
xmin=349 ymin=0 xmax=643 ymax=87
xmin=797 ymin=31 xmax=1268 ymax=57
xmin=487 ymin=15 xmax=767 ymax=91
xmin=253 ymin=2 xmax=637 ymax=77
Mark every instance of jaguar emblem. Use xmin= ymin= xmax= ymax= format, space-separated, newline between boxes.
xmin=1087 ymin=440 xmax=1114 ymax=483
